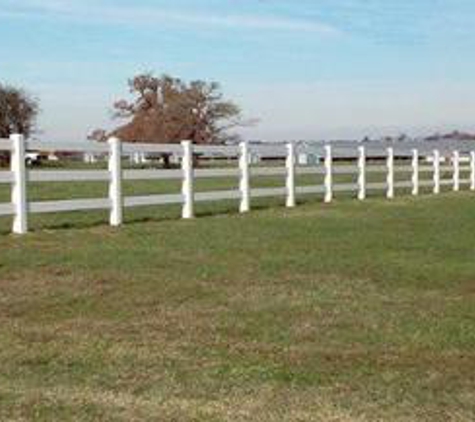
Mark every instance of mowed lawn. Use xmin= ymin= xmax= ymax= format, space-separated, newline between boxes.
xmin=0 ymin=192 xmax=474 ymax=421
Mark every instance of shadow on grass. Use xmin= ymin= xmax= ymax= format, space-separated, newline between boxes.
xmin=0 ymin=198 xmax=310 ymax=235
xmin=0 ymin=189 xmax=449 ymax=236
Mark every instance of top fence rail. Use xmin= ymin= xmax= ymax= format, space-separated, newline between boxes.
xmin=28 ymin=140 xmax=109 ymax=153
xmin=18 ymin=138 xmax=475 ymax=158
xmin=122 ymin=142 xmax=183 ymax=155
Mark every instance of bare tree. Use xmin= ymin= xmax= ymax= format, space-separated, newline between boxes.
xmin=184 ymin=80 xmax=243 ymax=144
xmin=87 ymin=128 xmax=108 ymax=142
xmin=0 ymin=84 xmax=39 ymax=138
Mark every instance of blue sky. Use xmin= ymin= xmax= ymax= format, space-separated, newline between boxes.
xmin=1 ymin=0 xmax=475 ymax=141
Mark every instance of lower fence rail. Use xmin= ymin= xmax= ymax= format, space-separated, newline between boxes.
xmin=29 ymin=198 xmax=111 ymax=214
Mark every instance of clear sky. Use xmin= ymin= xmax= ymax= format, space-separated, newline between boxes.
xmin=1 ymin=0 xmax=475 ymax=141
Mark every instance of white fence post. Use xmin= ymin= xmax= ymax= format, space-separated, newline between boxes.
xmin=453 ymin=151 xmax=460 ymax=192
xmin=357 ymin=146 xmax=366 ymax=201
xmin=387 ymin=147 xmax=395 ymax=199
xmin=181 ymin=141 xmax=194 ymax=219
xmin=286 ymin=142 xmax=296 ymax=208
xmin=11 ymin=134 xmax=28 ymax=234
xmin=412 ymin=149 xmax=419 ymax=196
xmin=433 ymin=149 xmax=440 ymax=195
xmin=471 ymin=151 xmax=475 ymax=191
xmin=239 ymin=141 xmax=251 ymax=213
xmin=324 ymin=145 xmax=333 ymax=203
xmin=108 ymin=137 xmax=123 ymax=227
xmin=433 ymin=150 xmax=441 ymax=194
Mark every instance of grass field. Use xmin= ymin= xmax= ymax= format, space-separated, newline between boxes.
xmin=0 ymin=188 xmax=474 ymax=420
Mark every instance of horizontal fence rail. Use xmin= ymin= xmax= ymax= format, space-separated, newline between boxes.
xmin=29 ymin=170 xmax=110 ymax=182
xmin=0 ymin=138 xmax=12 ymax=151
xmin=30 ymin=198 xmax=111 ymax=214
xmin=0 ymin=134 xmax=474 ymax=234
xmin=28 ymin=140 xmax=109 ymax=153
xmin=124 ymin=169 xmax=183 ymax=181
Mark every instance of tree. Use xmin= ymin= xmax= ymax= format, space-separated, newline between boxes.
xmin=0 ymin=83 xmax=39 ymax=138
xmin=183 ymin=79 xmax=243 ymax=144
xmin=91 ymin=73 xmax=248 ymax=145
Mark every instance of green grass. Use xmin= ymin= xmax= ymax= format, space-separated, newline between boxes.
xmin=0 ymin=168 xmax=474 ymax=420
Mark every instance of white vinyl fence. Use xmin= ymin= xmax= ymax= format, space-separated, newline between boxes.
xmin=0 ymin=134 xmax=475 ymax=235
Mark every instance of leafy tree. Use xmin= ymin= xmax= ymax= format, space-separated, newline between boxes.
xmin=91 ymin=73 xmax=248 ymax=145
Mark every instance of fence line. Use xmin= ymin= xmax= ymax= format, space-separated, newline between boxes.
xmin=0 ymin=134 xmax=474 ymax=235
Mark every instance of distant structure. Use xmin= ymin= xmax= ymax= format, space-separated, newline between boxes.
xmin=424 ymin=131 xmax=475 ymax=142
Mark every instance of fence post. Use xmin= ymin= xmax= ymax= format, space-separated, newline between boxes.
xmin=386 ymin=147 xmax=395 ymax=199
xmin=471 ymin=151 xmax=475 ymax=191
xmin=108 ymin=137 xmax=123 ymax=227
xmin=181 ymin=141 xmax=194 ymax=219
xmin=453 ymin=151 xmax=460 ymax=192
xmin=324 ymin=145 xmax=333 ymax=203
xmin=433 ymin=150 xmax=441 ymax=194
xmin=412 ymin=149 xmax=419 ymax=196
xmin=357 ymin=146 xmax=366 ymax=201
xmin=10 ymin=134 xmax=28 ymax=235
xmin=286 ymin=142 xmax=296 ymax=208
xmin=10 ymin=135 xmax=28 ymax=234
xmin=239 ymin=141 xmax=251 ymax=213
